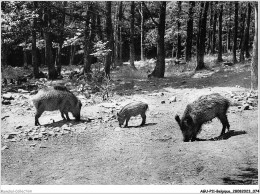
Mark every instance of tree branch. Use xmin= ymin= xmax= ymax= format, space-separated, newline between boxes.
xmin=142 ymin=1 xmax=158 ymax=26
xmin=42 ymin=2 xmax=100 ymax=22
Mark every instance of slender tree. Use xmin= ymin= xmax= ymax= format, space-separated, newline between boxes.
xmin=105 ymin=1 xmax=113 ymax=78
xmin=207 ymin=2 xmax=213 ymax=53
xmin=130 ymin=1 xmax=137 ymax=70
xmin=118 ymin=2 xmax=123 ymax=63
xmin=56 ymin=1 xmax=67 ymax=76
xmin=32 ymin=1 xmax=39 ymax=78
xmin=148 ymin=2 xmax=166 ymax=78
xmin=196 ymin=2 xmax=209 ymax=70
xmin=233 ymin=2 xmax=238 ymax=64
xmin=211 ymin=1 xmax=218 ymax=54
xmin=244 ymin=2 xmax=252 ymax=58
xmin=185 ymin=1 xmax=195 ymax=62
xmin=176 ymin=1 xmax=182 ymax=59
xmin=83 ymin=3 xmax=93 ymax=73
xmin=217 ymin=3 xmax=223 ymax=62
xmin=251 ymin=3 xmax=258 ymax=89
xmin=139 ymin=2 xmax=145 ymax=61
xmin=227 ymin=2 xmax=232 ymax=52
xmin=96 ymin=12 xmax=103 ymax=40
xmin=43 ymin=5 xmax=57 ymax=79
xmin=239 ymin=7 xmax=246 ymax=62
xmin=85 ymin=4 xmax=96 ymax=73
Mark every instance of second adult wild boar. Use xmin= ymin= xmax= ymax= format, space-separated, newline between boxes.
xmin=117 ymin=101 xmax=148 ymax=127
xmin=32 ymin=86 xmax=82 ymax=126
xmin=175 ymin=93 xmax=230 ymax=142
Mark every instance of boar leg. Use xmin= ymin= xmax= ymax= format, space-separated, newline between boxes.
xmin=35 ymin=109 xmax=44 ymax=126
xmin=60 ymin=111 xmax=66 ymax=120
xmin=191 ymin=125 xmax=202 ymax=141
xmin=65 ymin=112 xmax=71 ymax=121
xmin=218 ymin=114 xmax=230 ymax=135
xmin=124 ymin=117 xmax=130 ymax=128
xmin=140 ymin=113 xmax=146 ymax=126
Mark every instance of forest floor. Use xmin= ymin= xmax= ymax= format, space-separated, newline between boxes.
xmin=1 ymin=57 xmax=258 ymax=185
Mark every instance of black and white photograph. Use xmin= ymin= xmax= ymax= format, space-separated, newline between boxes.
xmin=1 ymin=1 xmax=259 ymax=193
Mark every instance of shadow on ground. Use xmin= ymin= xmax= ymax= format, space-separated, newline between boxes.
xmin=125 ymin=122 xmax=157 ymax=128
xmin=43 ymin=119 xmax=85 ymax=128
xmin=196 ymin=130 xmax=247 ymax=141
xmin=222 ymin=167 xmax=258 ymax=185
xmin=112 ymin=64 xmax=251 ymax=96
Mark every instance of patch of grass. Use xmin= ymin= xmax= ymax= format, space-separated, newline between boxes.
xmin=165 ymin=58 xmax=196 ymax=77
xmin=116 ymin=65 xmax=148 ymax=79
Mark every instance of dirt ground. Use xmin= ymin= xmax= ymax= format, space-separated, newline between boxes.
xmin=1 ymin=62 xmax=258 ymax=185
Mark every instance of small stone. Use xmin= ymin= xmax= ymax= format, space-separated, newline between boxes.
xmin=161 ymin=100 xmax=165 ymax=104
xmin=169 ymin=96 xmax=177 ymax=103
xmin=243 ymin=104 xmax=250 ymax=110
xmin=48 ymin=131 xmax=55 ymax=136
xmin=18 ymin=89 xmax=29 ymax=93
xmin=62 ymin=124 xmax=70 ymax=130
xmin=39 ymin=144 xmax=47 ymax=148
xmin=2 ymin=100 xmax=11 ymax=105
xmin=28 ymin=136 xmax=33 ymax=141
xmin=1 ymin=146 xmax=8 ymax=151
xmin=16 ymin=126 xmax=23 ymax=129
xmin=29 ymin=143 xmax=36 ymax=147
xmin=3 ymin=134 xmax=13 ymax=139
xmin=3 ymin=93 xmax=14 ymax=100
xmin=115 ymin=127 xmax=121 ymax=132
xmin=40 ymin=128 xmax=46 ymax=132
xmin=54 ymin=127 xmax=60 ymax=132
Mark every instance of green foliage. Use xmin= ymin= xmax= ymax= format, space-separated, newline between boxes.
xmin=91 ymin=41 xmax=112 ymax=58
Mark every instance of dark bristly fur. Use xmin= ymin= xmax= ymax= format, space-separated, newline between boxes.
xmin=117 ymin=101 xmax=148 ymax=127
xmin=175 ymin=93 xmax=230 ymax=142
xmin=32 ymin=86 xmax=82 ymax=126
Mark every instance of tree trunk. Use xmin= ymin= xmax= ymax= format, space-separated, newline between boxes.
xmin=69 ymin=45 xmax=75 ymax=66
xmin=130 ymin=1 xmax=137 ymax=70
xmin=196 ymin=2 xmax=209 ymax=71
xmin=56 ymin=1 xmax=67 ymax=76
xmin=43 ymin=5 xmax=57 ymax=80
xmin=227 ymin=3 xmax=232 ymax=52
xmin=118 ymin=2 xmax=123 ymax=63
xmin=207 ymin=2 xmax=213 ymax=53
xmin=185 ymin=1 xmax=195 ymax=62
xmin=251 ymin=3 xmax=258 ymax=89
xmin=23 ymin=50 xmax=28 ymax=67
xmin=217 ymin=3 xmax=223 ymax=62
xmin=45 ymin=32 xmax=56 ymax=79
xmin=176 ymin=1 xmax=182 ymax=59
xmin=233 ymin=2 xmax=238 ymax=64
xmin=245 ymin=3 xmax=252 ymax=58
xmin=32 ymin=2 xmax=39 ymax=78
xmin=84 ymin=5 xmax=96 ymax=73
xmin=105 ymin=1 xmax=113 ymax=78
xmin=211 ymin=2 xmax=218 ymax=54
xmin=140 ymin=2 xmax=145 ymax=61
xmin=150 ymin=2 xmax=166 ymax=78
xmin=97 ymin=13 xmax=103 ymax=40
xmin=83 ymin=3 xmax=93 ymax=73
xmin=239 ymin=6 xmax=247 ymax=63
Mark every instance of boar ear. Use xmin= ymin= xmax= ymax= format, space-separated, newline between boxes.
xmin=175 ymin=115 xmax=181 ymax=125
xmin=184 ymin=115 xmax=193 ymax=125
